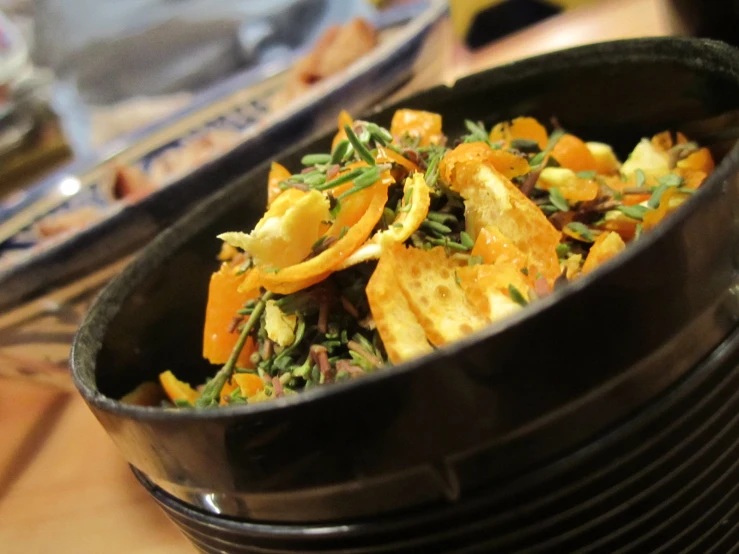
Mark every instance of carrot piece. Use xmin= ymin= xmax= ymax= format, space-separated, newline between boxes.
xmin=203 ymin=264 xmax=259 ymax=365
xmin=642 ymin=188 xmax=689 ymax=231
xmin=677 ymin=148 xmax=715 ymax=174
xmin=581 ymin=232 xmax=626 ymax=274
xmin=160 ymin=370 xmax=199 ymax=404
xmin=508 ymin=117 xmax=549 ymax=150
xmin=488 ymin=116 xmax=548 ymax=150
xmin=390 ymin=109 xmax=443 ymax=146
xmin=267 ymin=162 xmax=291 ymax=206
xmin=233 ymin=373 xmax=266 ymax=397
xmin=550 ymin=134 xmax=598 ymax=173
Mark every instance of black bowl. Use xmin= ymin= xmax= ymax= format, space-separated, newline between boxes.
xmin=72 ymin=37 xmax=739 ymax=550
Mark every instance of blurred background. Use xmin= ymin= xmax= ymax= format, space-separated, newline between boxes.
xmin=0 ymin=0 xmax=732 ymax=195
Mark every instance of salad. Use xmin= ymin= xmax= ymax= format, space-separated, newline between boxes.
xmin=123 ymin=109 xmax=716 ymax=408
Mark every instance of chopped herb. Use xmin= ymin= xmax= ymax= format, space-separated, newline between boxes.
xmin=521 ymin=267 xmax=529 ymax=276
xmin=338 ymin=226 xmax=350 ymax=239
xmin=658 ymin=173 xmax=684 ymax=188
xmin=316 ymin=167 xmax=367 ymax=191
xmin=301 ymin=153 xmax=332 ymax=166
xmin=304 ymin=173 xmax=326 ymax=187
xmin=463 ymin=119 xmax=489 ymax=143
xmin=617 ymin=205 xmax=649 ymax=220
xmin=460 ymin=231 xmax=475 ymax=250
xmin=427 ymin=211 xmax=458 ymax=224
xmin=510 ymin=138 xmax=540 ymax=153
xmin=422 ymin=220 xmax=453 ymax=235
xmin=366 ymin=122 xmax=393 ymax=145
xmin=336 ymin=165 xmax=389 ymax=201
xmin=556 ymin=243 xmax=571 ymax=259
xmin=454 ymin=271 xmax=462 ymax=287
xmin=576 ymin=170 xmax=597 ymax=180
xmin=549 ymin=187 xmax=570 ymax=212
xmin=647 ymin=183 xmax=669 ymax=209
xmin=429 ymin=237 xmax=468 ymax=251
xmin=508 ymin=284 xmax=528 ymax=307
xmin=344 ymin=124 xmax=376 ymax=165
xmin=330 ymin=140 xmax=350 ymax=164
xmin=635 ymin=169 xmax=647 ymax=188
xmin=565 ymin=222 xmax=595 ymax=242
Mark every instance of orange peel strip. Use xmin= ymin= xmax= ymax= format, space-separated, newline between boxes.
xmin=259 ymin=181 xmax=390 ymax=291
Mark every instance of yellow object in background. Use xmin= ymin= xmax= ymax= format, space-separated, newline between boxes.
xmin=449 ymin=0 xmax=596 ymax=41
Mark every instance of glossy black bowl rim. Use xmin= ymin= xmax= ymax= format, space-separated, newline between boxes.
xmin=71 ymin=36 xmax=739 ymax=423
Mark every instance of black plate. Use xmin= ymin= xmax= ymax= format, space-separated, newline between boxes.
xmin=72 ymin=36 xmax=739 ymax=531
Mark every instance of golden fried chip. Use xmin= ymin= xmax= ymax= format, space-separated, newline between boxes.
xmin=366 ymin=253 xmax=433 ymax=363
xmin=389 ymin=245 xmax=489 ymax=346
xmin=450 ymin=160 xmax=561 ymax=282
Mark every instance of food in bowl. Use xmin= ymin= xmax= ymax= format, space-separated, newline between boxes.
xmin=124 ymin=108 xmax=715 ymax=408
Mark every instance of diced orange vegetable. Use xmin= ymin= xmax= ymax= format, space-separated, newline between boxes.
xmin=390 ymin=109 xmax=443 ymax=146
xmin=388 ymin=245 xmax=488 ymax=346
xmin=233 ymin=373 xmax=266 ymax=397
xmin=642 ymin=188 xmax=689 ymax=231
xmin=471 ymin=225 xmax=528 ymax=270
xmin=259 ymin=180 xmax=390 ymax=293
xmin=621 ymin=193 xmax=651 ymax=206
xmin=597 ymin=212 xmax=638 ymax=242
xmin=366 ymin=252 xmax=433 ymax=363
xmin=551 ymin=134 xmax=598 ymax=173
xmin=376 ymin=146 xmax=419 ymax=173
xmin=204 ymin=264 xmax=259 ymax=365
xmin=677 ymin=148 xmax=715 ymax=174
xmin=488 ymin=116 xmax=549 ymax=150
xmin=267 ymin=162 xmax=291 ymax=206
xmin=160 ymin=370 xmax=199 ymax=404
xmin=536 ymin=168 xmax=599 ymax=202
xmin=581 ymin=232 xmax=626 ymax=274
xmin=675 ymin=168 xmax=708 ymax=190
xmin=332 ymin=110 xmax=353 ymax=150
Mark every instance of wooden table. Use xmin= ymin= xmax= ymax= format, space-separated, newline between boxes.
xmin=0 ymin=1 xmax=676 ymax=552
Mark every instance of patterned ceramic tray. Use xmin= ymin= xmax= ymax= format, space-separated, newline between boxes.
xmin=0 ymin=0 xmax=448 ymax=388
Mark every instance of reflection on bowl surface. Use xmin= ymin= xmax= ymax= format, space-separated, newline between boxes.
xmin=72 ymin=37 xmax=739 ymax=552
